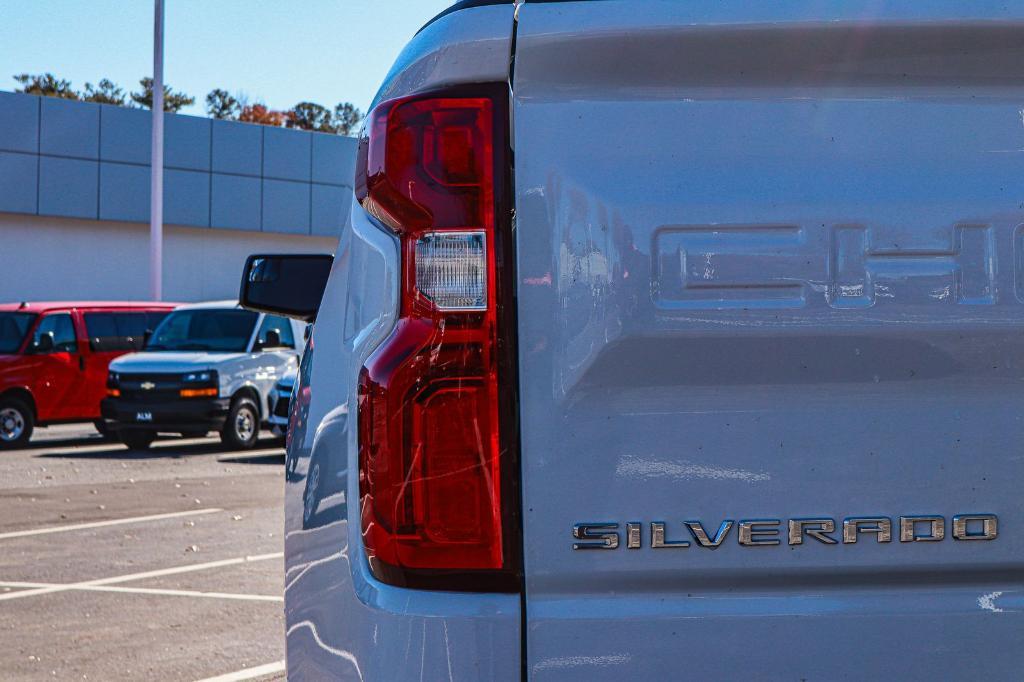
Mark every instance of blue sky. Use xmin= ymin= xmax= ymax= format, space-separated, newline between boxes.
xmin=0 ymin=0 xmax=453 ymax=117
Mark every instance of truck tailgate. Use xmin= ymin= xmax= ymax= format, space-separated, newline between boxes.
xmin=512 ymin=3 xmax=1024 ymax=679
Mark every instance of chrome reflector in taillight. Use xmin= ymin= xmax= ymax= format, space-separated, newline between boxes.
xmin=355 ymin=88 xmax=518 ymax=591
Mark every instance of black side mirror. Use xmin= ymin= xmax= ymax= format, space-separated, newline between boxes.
xmin=34 ymin=332 xmax=55 ymax=354
xmin=239 ymin=254 xmax=334 ymax=323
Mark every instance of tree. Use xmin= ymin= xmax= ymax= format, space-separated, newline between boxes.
xmin=82 ymin=79 xmax=126 ymax=106
xmin=285 ymin=101 xmax=363 ymax=135
xmin=238 ymin=103 xmax=285 ymax=127
xmin=332 ymin=102 xmax=363 ymax=136
xmin=13 ymin=73 xmax=78 ymax=99
xmin=286 ymin=101 xmax=334 ymax=132
xmin=130 ymin=77 xmax=194 ymax=112
xmin=206 ymin=88 xmax=240 ymax=120
xmin=11 ymin=71 xmax=364 ymax=135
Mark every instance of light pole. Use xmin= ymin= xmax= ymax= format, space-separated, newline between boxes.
xmin=149 ymin=0 xmax=165 ymax=300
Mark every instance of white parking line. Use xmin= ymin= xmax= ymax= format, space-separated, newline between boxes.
xmin=217 ymin=447 xmax=290 ymax=462
xmin=0 ymin=508 xmax=223 ymax=540
xmin=0 ymin=551 xmax=282 ymax=601
xmin=194 ymin=660 xmax=285 ymax=682
xmin=89 ymin=551 xmax=283 ymax=585
xmin=0 ymin=581 xmax=282 ymax=602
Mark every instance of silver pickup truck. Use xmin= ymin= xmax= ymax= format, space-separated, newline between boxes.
xmin=241 ymin=1 xmax=1024 ymax=679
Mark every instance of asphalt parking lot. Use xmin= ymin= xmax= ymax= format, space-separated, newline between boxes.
xmin=0 ymin=424 xmax=287 ymax=682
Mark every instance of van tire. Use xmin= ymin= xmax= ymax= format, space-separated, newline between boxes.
xmin=120 ymin=431 xmax=155 ymax=450
xmin=220 ymin=397 xmax=259 ymax=450
xmin=93 ymin=420 xmax=113 ymax=440
xmin=0 ymin=397 xmax=34 ymax=449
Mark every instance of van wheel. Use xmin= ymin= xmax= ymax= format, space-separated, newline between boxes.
xmin=93 ymin=420 xmax=113 ymax=440
xmin=0 ymin=397 xmax=34 ymax=449
xmin=220 ymin=397 xmax=259 ymax=450
xmin=120 ymin=431 xmax=155 ymax=450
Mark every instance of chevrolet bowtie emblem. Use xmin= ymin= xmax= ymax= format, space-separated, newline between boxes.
xmin=140 ymin=382 xmax=156 ymax=390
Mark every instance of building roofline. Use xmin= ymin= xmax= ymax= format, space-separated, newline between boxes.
xmin=0 ymin=301 xmax=178 ymax=313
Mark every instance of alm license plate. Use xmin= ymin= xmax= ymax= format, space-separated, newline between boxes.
xmin=135 ymin=411 xmax=153 ymax=422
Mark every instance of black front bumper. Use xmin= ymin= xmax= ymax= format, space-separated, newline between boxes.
xmin=101 ymin=397 xmax=231 ymax=433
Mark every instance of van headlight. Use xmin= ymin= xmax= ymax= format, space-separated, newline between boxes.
xmin=179 ymin=370 xmax=219 ymax=398
xmin=182 ymin=370 xmax=216 ymax=384
xmin=106 ymin=371 xmax=120 ymax=398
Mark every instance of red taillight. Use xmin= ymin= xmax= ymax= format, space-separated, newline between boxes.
xmin=356 ymin=89 xmax=517 ymax=589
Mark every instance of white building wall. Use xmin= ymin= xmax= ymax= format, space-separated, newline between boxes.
xmin=0 ymin=213 xmax=337 ymax=303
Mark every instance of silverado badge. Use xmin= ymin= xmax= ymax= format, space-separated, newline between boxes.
xmin=572 ymin=515 xmax=997 ymax=549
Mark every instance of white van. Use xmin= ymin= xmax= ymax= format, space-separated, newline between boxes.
xmin=101 ymin=301 xmax=304 ymax=450
xmin=267 ymin=365 xmax=297 ymax=438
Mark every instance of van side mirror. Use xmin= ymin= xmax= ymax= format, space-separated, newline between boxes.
xmin=239 ymin=254 xmax=334 ymax=323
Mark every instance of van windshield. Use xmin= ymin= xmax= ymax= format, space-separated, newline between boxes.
xmin=0 ymin=313 xmax=37 ymax=354
xmin=145 ymin=309 xmax=258 ymax=353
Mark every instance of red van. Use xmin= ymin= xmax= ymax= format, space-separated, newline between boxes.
xmin=0 ymin=302 xmax=177 ymax=448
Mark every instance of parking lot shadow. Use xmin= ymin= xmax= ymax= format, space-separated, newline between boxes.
xmin=218 ymin=451 xmax=286 ymax=465
xmin=19 ymin=435 xmax=108 ymax=451
xmin=34 ymin=437 xmax=285 ymax=461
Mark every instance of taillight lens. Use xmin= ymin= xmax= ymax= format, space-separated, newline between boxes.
xmin=356 ymin=90 xmax=517 ymax=589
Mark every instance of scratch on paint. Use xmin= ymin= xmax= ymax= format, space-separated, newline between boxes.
xmin=524 ymin=273 xmax=553 ymax=286
xmin=702 ymin=253 xmax=715 ymax=280
xmin=838 ymin=284 xmax=865 ymax=297
xmin=534 ymin=654 xmax=632 ymax=671
xmin=617 ymin=455 xmax=770 ymax=483
xmin=979 ymin=591 xmax=1005 ymax=613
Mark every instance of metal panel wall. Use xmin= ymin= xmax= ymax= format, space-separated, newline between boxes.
xmin=263 ymin=126 xmax=311 ymax=181
xmin=0 ymin=91 xmax=354 ymax=236
xmin=0 ymin=91 xmax=39 ymax=153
